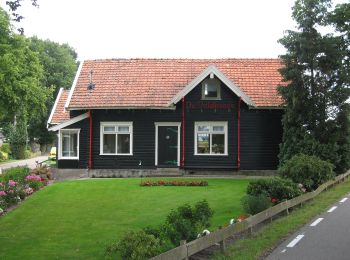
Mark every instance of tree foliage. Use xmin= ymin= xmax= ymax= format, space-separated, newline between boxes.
xmin=278 ymin=0 xmax=350 ymax=173
xmin=0 ymin=7 xmax=78 ymax=149
xmin=5 ymin=0 xmax=38 ymax=34
xmin=27 ymin=37 xmax=78 ymax=146
xmin=0 ymin=7 xmax=50 ymax=126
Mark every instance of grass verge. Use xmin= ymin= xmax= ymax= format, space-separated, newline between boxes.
xmin=215 ymin=177 xmax=350 ymax=260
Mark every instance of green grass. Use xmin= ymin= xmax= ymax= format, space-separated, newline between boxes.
xmin=215 ymin=177 xmax=350 ymax=260
xmin=0 ymin=178 xmax=249 ymax=259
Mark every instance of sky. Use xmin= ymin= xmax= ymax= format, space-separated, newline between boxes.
xmin=0 ymin=0 xmax=346 ymax=60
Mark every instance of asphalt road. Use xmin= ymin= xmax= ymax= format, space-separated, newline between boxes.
xmin=0 ymin=155 xmax=48 ymax=171
xmin=266 ymin=191 xmax=350 ymax=260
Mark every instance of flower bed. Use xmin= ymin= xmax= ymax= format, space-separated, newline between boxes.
xmin=0 ymin=166 xmax=52 ymax=216
xmin=140 ymin=180 xmax=208 ymax=187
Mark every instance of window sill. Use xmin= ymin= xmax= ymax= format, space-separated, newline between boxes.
xmin=201 ymin=97 xmax=222 ymax=101
xmin=99 ymin=153 xmax=133 ymax=156
xmin=58 ymin=157 xmax=79 ymax=160
xmin=194 ymin=153 xmax=228 ymax=156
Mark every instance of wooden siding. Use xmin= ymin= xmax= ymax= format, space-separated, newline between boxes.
xmin=58 ymin=77 xmax=283 ymax=170
xmin=240 ymin=105 xmax=283 ymax=170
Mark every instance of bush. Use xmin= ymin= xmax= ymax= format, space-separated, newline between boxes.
xmin=24 ymin=149 xmax=32 ymax=159
xmin=278 ymin=154 xmax=335 ymax=191
xmin=25 ymin=175 xmax=44 ymax=191
xmin=0 ymin=167 xmax=30 ymax=184
xmin=105 ymin=230 xmax=161 ymax=260
xmin=241 ymin=194 xmax=271 ymax=215
xmin=0 ymin=143 xmax=11 ymax=154
xmin=247 ymin=177 xmax=301 ymax=203
xmin=30 ymin=165 xmax=53 ymax=180
xmin=164 ymin=200 xmax=213 ymax=246
xmin=0 ymin=151 xmax=8 ymax=162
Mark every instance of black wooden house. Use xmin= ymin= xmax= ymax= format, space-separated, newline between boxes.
xmin=48 ymin=59 xmax=285 ymax=172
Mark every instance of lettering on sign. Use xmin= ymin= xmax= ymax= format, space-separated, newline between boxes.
xmin=186 ymin=101 xmax=234 ymax=110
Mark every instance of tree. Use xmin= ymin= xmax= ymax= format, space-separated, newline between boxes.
xmin=5 ymin=0 xmax=38 ymax=34
xmin=27 ymin=37 xmax=78 ymax=148
xmin=278 ymin=0 xmax=350 ymax=173
xmin=0 ymin=7 xmax=50 ymax=125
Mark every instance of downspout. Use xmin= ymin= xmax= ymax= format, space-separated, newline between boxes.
xmin=181 ymin=97 xmax=185 ymax=168
xmin=88 ymin=110 xmax=93 ymax=169
xmin=237 ymin=97 xmax=242 ymax=170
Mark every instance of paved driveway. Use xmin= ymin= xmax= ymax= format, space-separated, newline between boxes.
xmin=0 ymin=156 xmax=48 ymax=171
xmin=266 ymin=191 xmax=350 ymax=260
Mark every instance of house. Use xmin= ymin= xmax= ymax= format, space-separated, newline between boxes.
xmin=47 ymin=59 xmax=285 ymax=174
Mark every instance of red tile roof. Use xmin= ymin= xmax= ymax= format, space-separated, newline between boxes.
xmin=67 ymin=59 xmax=285 ymax=109
xmin=50 ymin=89 xmax=70 ymax=124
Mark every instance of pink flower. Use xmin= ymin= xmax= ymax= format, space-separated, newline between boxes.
xmin=0 ymin=191 xmax=6 ymax=196
xmin=24 ymin=187 xmax=34 ymax=195
xmin=0 ymin=182 xmax=3 ymax=187
xmin=8 ymin=180 xmax=17 ymax=187
xmin=25 ymin=175 xmax=41 ymax=182
xmin=8 ymin=190 xmax=14 ymax=194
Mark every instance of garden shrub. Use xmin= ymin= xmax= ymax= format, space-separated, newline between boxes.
xmin=25 ymin=175 xmax=44 ymax=191
xmin=241 ymin=194 xmax=271 ymax=215
xmin=278 ymin=154 xmax=335 ymax=191
xmin=24 ymin=149 xmax=32 ymax=159
xmin=164 ymin=200 xmax=213 ymax=246
xmin=30 ymin=165 xmax=53 ymax=180
xmin=247 ymin=177 xmax=301 ymax=203
xmin=105 ymin=230 xmax=161 ymax=260
xmin=0 ymin=167 xmax=30 ymax=184
xmin=0 ymin=143 xmax=11 ymax=154
xmin=0 ymin=151 xmax=8 ymax=162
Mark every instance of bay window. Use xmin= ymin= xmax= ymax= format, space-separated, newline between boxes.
xmin=195 ymin=122 xmax=227 ymax=155
xmin=100 ymin=122 xmax=133 ymax=155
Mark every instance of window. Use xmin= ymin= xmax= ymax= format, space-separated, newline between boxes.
xmin=59 ymin=129 xmax=79 ymax=159
xmin=195 ymin=122 xmax=227 ymax=155
xmin=202 ymin=78 xmax=221 ymax=100
xmin=100 ymin=122 xmax=133 ymax=155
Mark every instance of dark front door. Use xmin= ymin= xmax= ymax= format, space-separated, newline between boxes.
xmin=158 ymin=126 xmax=178 ymax=167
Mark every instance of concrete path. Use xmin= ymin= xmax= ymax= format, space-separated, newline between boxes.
xmin=266 ymin=191 xmax=350 ymax=260
xmin=0 ymin=156 xmax=48 ymax=171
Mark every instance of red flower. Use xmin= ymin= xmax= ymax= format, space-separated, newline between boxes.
xmin=271 ymin=198 xmax=279 ymax=204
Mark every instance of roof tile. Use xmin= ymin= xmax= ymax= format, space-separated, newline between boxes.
xmin=68 ymin=58 xmax=285 ymax=109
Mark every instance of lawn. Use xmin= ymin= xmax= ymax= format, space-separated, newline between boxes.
xmin=0 ymin=178 xmax=250 ymax=259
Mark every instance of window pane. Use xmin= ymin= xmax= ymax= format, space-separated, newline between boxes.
xmin=206 ymin=84 xmax=218 ymax=97
xmin=104 ymin=126 xmax=115 ymax=132
xmin=62 ymin=132 xmax=77 ymax=157
xmin=117 ymin=134 xmax=130 ymax=154
xmin=118 ymin=126 xmax=129 ymax=132
xmin=203 ymin=78 xmax=220 ymax=98
xmin=213 ymin=126 xmax=224 ymax=132
xmin=198 ymin=125 xmax=210 ymax=132
xmin=212 ymin=134 xmax=225 ymax=154
xmin=103 ymin=134 xmax=116 ymax=154
xmin=197 ymin=133 xmax=210 ymax=154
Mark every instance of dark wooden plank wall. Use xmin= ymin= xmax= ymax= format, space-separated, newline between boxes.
xmin=58 ymin=77 xmax=283 ymax=170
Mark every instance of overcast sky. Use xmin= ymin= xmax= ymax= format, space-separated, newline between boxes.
xmin=0 ymin=0 xmax=346 ymax=60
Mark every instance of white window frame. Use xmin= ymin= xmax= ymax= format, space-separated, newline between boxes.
xmin=58 ymin=129 xmax=80 ymax=160
xmin=100 ymin=122 xmax=133 ymax=156
xmin=201 ymin=78 xmax=221 ymax=100
xmin=194 ymin=122 xmax=228 ymax=156
xmin=154 ymin=122 xmax=181 ymax=167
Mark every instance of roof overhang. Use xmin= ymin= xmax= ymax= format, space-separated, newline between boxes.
xmin=47 ymin=87 xmax=64 ymax=128
xmin=65 ymin=61 xmax=84 ymax=110
xmin=48 ymin=113 xmax=89 ymax=132
xmin=168 ymin=65 xmax=255 ymax=107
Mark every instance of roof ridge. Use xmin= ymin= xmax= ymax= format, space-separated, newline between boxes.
xmin=83 ymin=58 xmax=282 ymax=62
